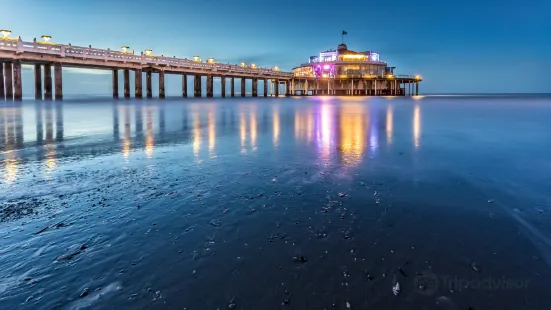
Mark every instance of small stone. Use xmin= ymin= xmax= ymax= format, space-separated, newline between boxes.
xmin=80 ymin=288 xmax=89 ymax=298
xmin=346 ymin=301 xmax=351 ymax=308
xmin=24 ymin=277 xmax=32 ymax=281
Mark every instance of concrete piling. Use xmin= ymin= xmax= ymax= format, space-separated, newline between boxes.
xmin=44 ymin=64 xmax=52 ymax=100
xmin=123 ymin=69 xmax=130 ymax=99
xmin=241 ymin=78 xmax=246 ymax=97
xmin=252 ymin=78 xmax=258 ymax=97
xmin=221 ymin=76 xmax=226 ymax=98
xmin=159 ymin=71 xmax=165 ymax=98
xmin=146 ymin=71 xmax=152 ymax=98
xmin=230 ymin=77 xmax=235 ymax=97
xmin=112 ymin=70 xmax=119 ymax=98
xmin=182 ymin=74 xmax=187 ymax=98
xmin=194 ymin=75 xmax=201 ymax=97
xmin=135 ymin=69 xmax=142 ymax=98
xmin=206 ymin=75 xmax=213 ymax=97
xmin=34 ymin=64 xmax=42 ymax=100
xmin=13 ymin=60 xmax=22 ymax=100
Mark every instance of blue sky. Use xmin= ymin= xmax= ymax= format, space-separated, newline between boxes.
xmin=3 ymin=0 xmax=551 ymax=94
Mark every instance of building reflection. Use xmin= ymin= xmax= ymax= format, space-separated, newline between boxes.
xmin=240 ymin=109 xmax=247 ymax=154
xmin=413 ymin=104 xmax=421 ymax=148
xmin=1 ymin=104 xmax=22 ymax=184
xmin=386 ymin=105 xmax=393 ymax=144
xmin=338 ymin=104 xmax=367 ymax=167
xmin=250 ymin=109 xmax=257 ymax=150
xmin=272 ymin=105 xmax=280 ymax=148
xmin=145 ymin=107 xmax=155 ymax=158
xmin=294 ymin=108 xmax=314 ymax=143
xmin=122 ymin=106 xmax=131 ymax=158
xmin=208 ymin=110 xmax=215 ymax=155
xmin=193 ymin=111 xmax=202 ymax=158
xmin=317 ymin=103 xmax=334 ymax=162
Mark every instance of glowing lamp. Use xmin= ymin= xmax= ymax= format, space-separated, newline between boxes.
xmin=0 ymin=29 xmax=11 ymax=39
xmin=121 ymin=46 xmax=130 ymax=53
xmin=144 ymin=49 xmax=152 ymax=56
xmin=274 ymin=66 xmax=280 ymax=71
xmin=322 ymin=73 xmax=328 ymax=78
xmin=415 ymin=75 xmax=421 ymax=80
xmin=193 ymin=55 xmax=200 ymax=62
xmin=323 ymin=65 xmax=330 ymax=70
xmin=251 ymin=63 xmax=257 ymax=68
xmin=41 ymin=35 xmax=52 ymax=42
xmin=240 ymin=62 xmax=246 ymax=67
xmin=387 ymin=74 xmax=394 ymax=79
xmin=207 ymin=57 xmax=215 ymax=63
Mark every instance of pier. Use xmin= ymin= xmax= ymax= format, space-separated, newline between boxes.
xmin=0 ymin=31 xmax=293 ymax=100
xmin=291 ymin=43 xmax=422 ymax=96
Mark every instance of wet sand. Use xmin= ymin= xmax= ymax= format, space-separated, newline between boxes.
xmin=1 ymin=95 xmax=551 ymax=309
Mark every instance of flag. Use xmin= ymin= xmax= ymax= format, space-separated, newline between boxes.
xmin=342 ymin=31 xmax=348 ymax=35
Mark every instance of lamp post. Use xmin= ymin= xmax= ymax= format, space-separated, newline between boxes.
xmin=0 ymin=29 xmax=12 ymax=39
xmin=121 ymin=46 xmax=130 ymax=54
xmin=145 ymin=49 xmax=152 ymax=56
xmin=41 ymin=35 xmax=52 ymax=43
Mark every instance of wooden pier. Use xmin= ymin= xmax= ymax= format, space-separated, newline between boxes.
xmin=0 ymin=34 xmax=293 ymax=100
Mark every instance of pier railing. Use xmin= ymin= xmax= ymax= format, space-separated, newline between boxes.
xmin=0 ymin=38 xmax=293 ymax=77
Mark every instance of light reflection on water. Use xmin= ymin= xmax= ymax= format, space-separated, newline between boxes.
xmin=0 ymin=97 xmax=431 ymax=184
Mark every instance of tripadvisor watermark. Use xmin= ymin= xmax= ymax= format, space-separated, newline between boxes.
xmin=414 ymin=271 xmax=530 ymax=296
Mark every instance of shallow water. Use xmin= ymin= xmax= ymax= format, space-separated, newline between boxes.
xmin=1 ymin=95 xmax=551 ymax=309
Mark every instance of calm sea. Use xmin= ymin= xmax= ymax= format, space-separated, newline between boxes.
xmin=1 ymin=95 xmax=551 ymax=309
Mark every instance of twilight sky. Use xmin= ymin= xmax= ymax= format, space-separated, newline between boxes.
xmin=3 ymin=0 xmax=551 ymax=94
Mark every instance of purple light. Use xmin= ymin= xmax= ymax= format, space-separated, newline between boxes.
xmin=323 ymin=65 xmax=330 ymax=70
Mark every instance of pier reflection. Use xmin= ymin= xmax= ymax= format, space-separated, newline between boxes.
xmin=0 ymin=104 xmax=22 ymax=184
xmin=1 ymin=99 xmax=424 ymax=185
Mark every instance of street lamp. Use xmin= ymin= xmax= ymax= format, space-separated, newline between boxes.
xmin=0 ymin=29 xmax=12 ymax=39
xmin=121 ymin=46 xmax=130 ymax=54
xmin=240 ymin=62 xmax=246 ymax=67
xmin=415 ymin=75 xmax=421 ymax=80
xmin=250 ymin=63 xmax=257 ymax=68
xmin=41 ymin=35 xmax=52 ymax=43
xmin=145 ymin=49 xmax=152 ymax=56
xmin=206 ymin=57 xmax=215 ymax=64
xmin=274 ymin=66 xmax=280 ymax=71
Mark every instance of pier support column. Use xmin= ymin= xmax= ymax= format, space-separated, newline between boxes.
xmin=35 ymin=64 xmax=42 ymax=100
xmin=275 ymin=79 xmax=279 ymax=96
xmin=0 ymin=63 xmax=4 ymax=99
xmin=159 ymin=71 xmax=165 ymax=98
xmin=415 ymin=82 xmax=419 ymax=96
xmin=206 ymin=75 xmax=213 ymax=97
xmin=135 ymin=69 xmax=142 ymax=98
xmin=4 ymin=62 xmax=13 ymax=99
xmin=374 ymin=80 xmax=378 ymax=96
xmin=241 ymin=78 xmax=246 ymax=97
xmin=285 ymin=81 xmax=290 ymax=96
xmin=123 ymin=69 xmax=130 ymax=99
xmin=54 ymin=63 xmax=63 ymax=100
xmin=221 ymin=76 xmax=226 ymax=98
xmin=13 ymin=60 xmax=22 ymax=100
xmin=112 ymin=70 xmax=119 ymax=98
xmin=252 ymin=78 xmax=258 ymax=97
xmin=146 ymin=71 xmax=152 ymax=98
xmin=303 ymin=79 xmax=307 ymax=96
xmin=230 ymin=77 xmax=235 ymax=97
xmin=264 ymin=79 xmax=268 ymax=97
xmin=194 ymin=75 xmax=201 ymax=97
xmin=182 ymin=74 xmax=187 ymax=98
xmin=44 ymin=64 xmax=52 ymax=100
